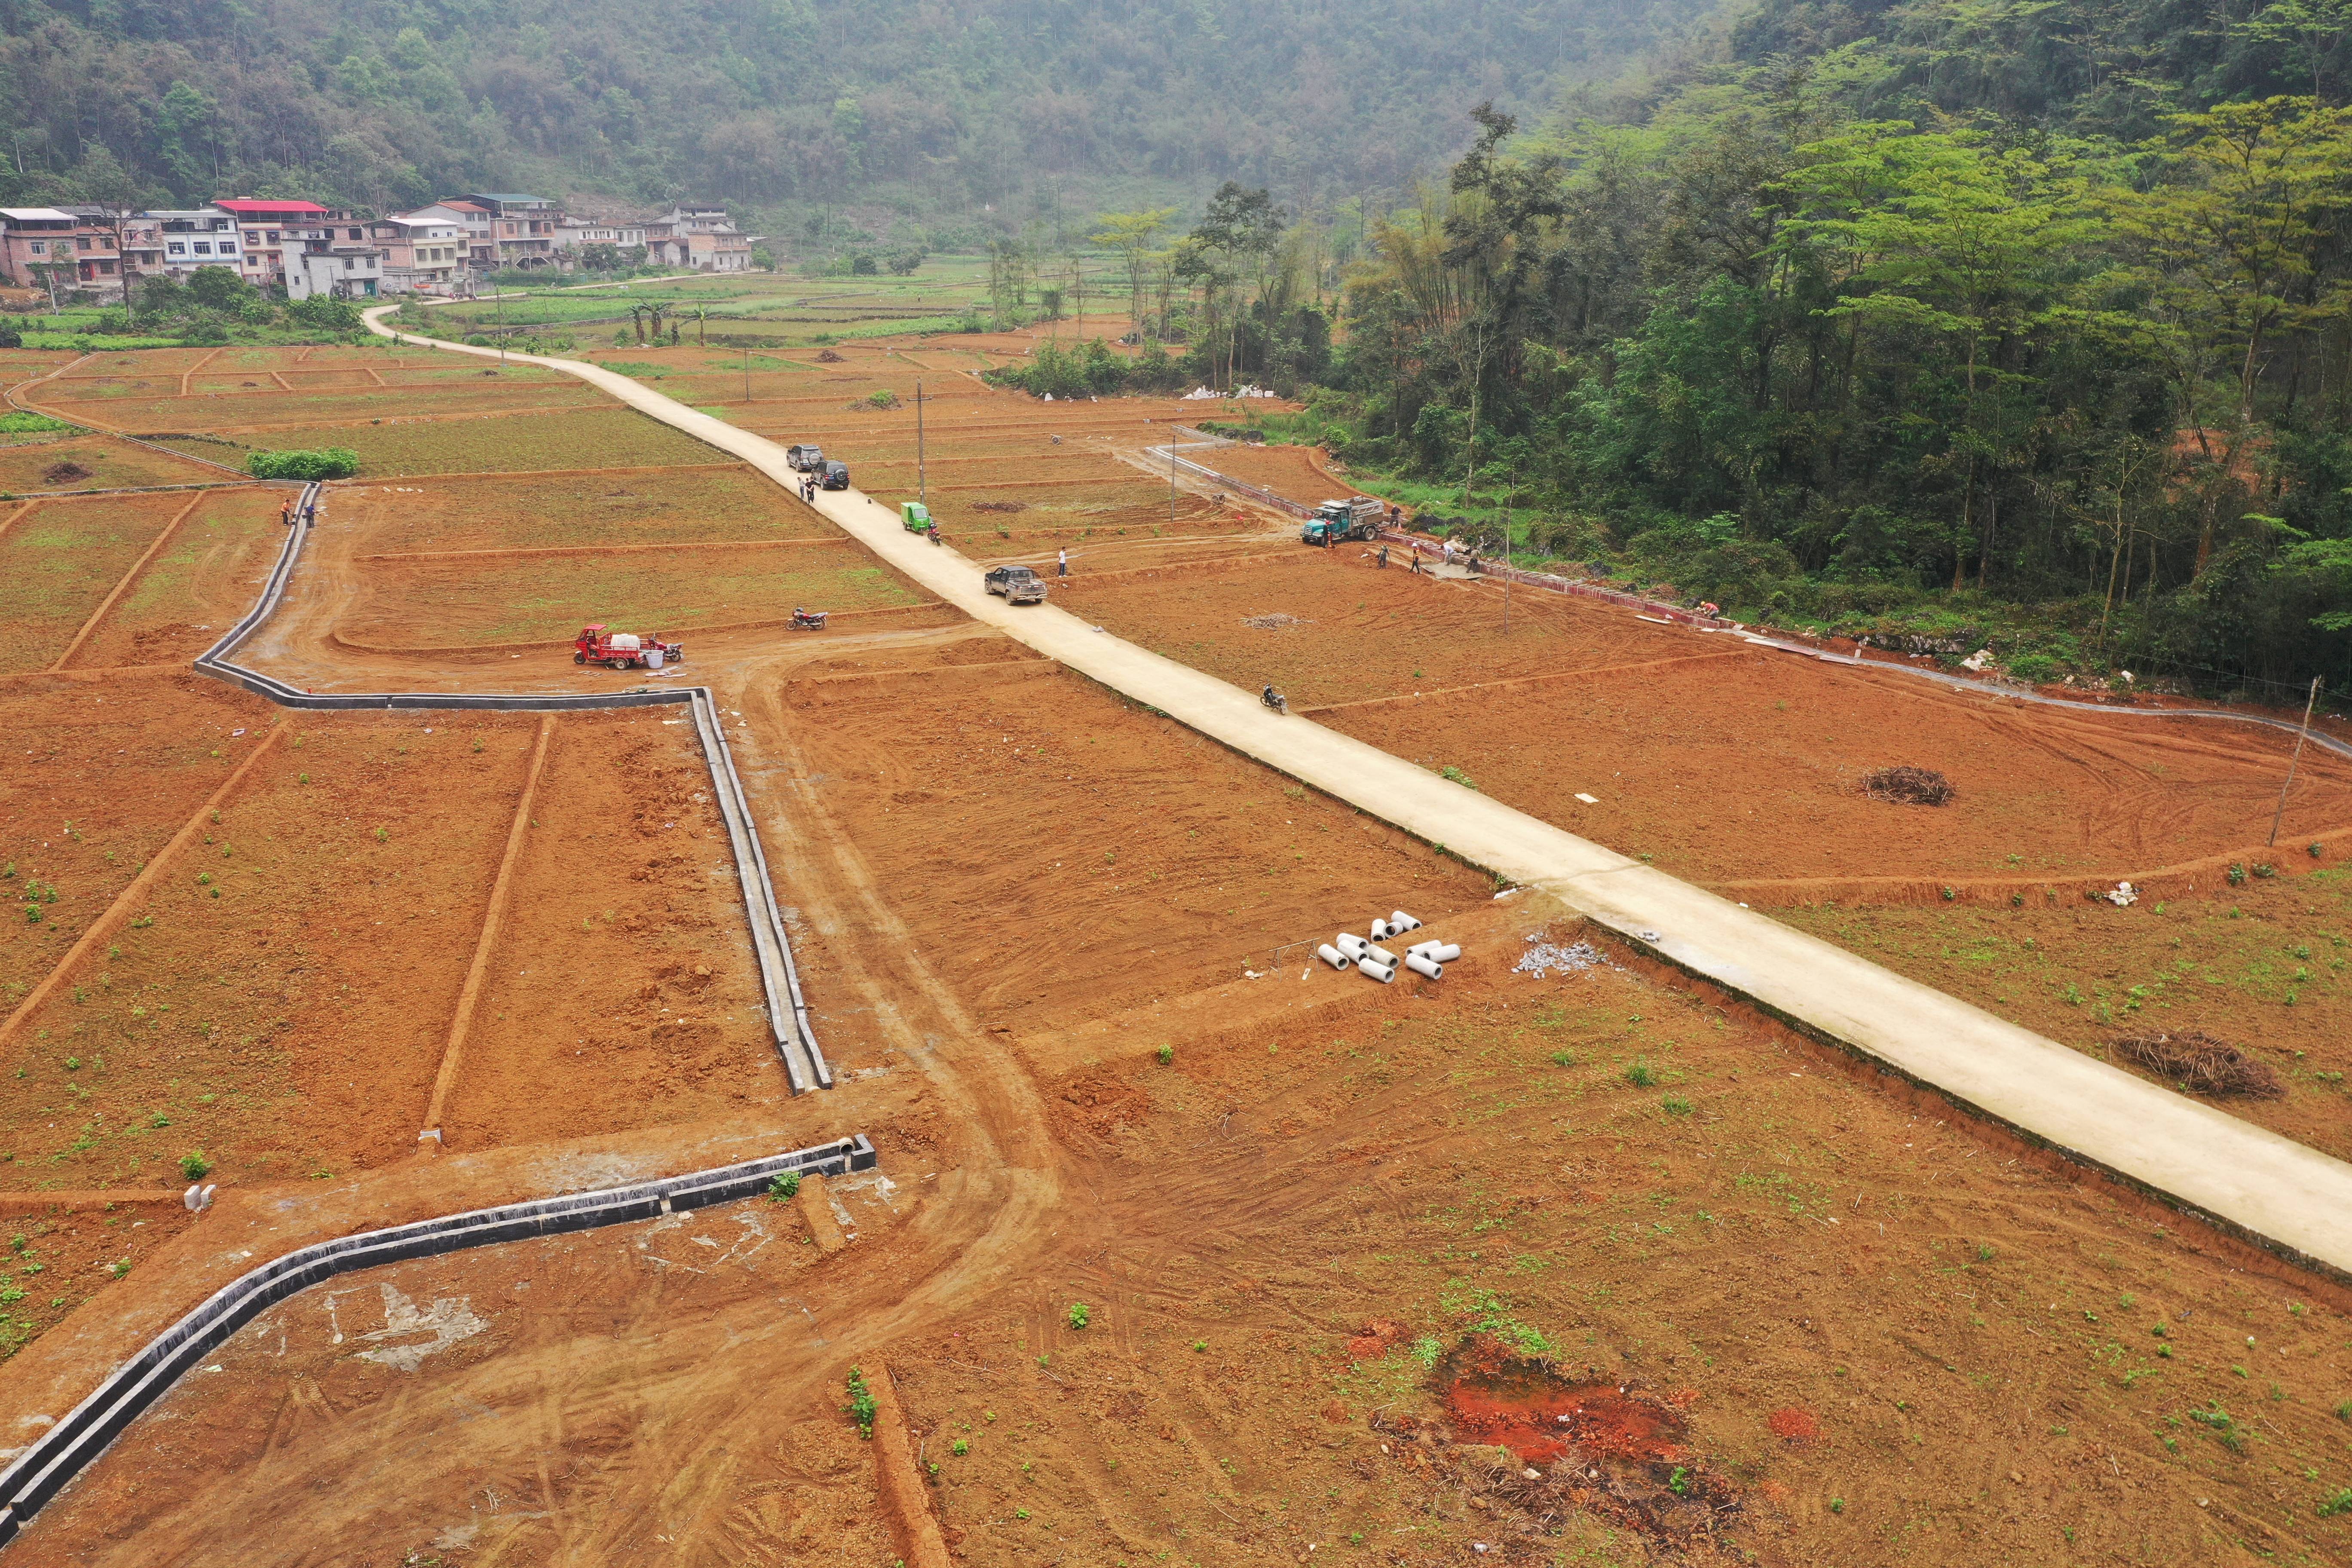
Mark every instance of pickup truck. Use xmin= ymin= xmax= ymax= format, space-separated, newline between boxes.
xmin=786 ymin=444 xmax=824 ymax=471
xmin=984 ymin=564 xmax=1048 ymax=604
xmin=1300 ymin=496 xmax=1384 ymax=547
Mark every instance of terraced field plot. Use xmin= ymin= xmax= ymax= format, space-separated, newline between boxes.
xmin=337 ymin=464 xmax=832 ymax=554
xmin=0 ymin=433 xmax=226 ymax=492
xmin=340 ymin=543 xmax=925 ymax=649
xmin=55 ymin=487 xmax=287 ymax=670
xmin=0 ymin=495 xmax=189 ymax=673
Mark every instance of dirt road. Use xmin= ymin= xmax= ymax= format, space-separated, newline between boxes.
xmin=363 ymin=306 xmax=2352 ymax=1284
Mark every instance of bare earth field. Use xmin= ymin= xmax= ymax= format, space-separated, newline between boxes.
xmin=6 ymin=333 xmax=2352 ymax=1567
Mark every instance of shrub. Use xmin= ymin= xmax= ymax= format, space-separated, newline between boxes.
xmin=0 ymin=411 xmax=72 ymax=434
xmin=1067 ymin=1300 xmax=1091 ymax=1329
xmin=843 ymin=1366 xmax=878 ymax=1438
xmin=1440 ymin=765 xmax=1480 ymax=791
xmin=1625 ymin=1063 xmax=1657 ymax=1087
xmin=768 ymin=1170 xmax=801 ymax=1201
xmin=1155 ymin=1044 xmax=1173 ymax=1065
xmin=245 ymin=447 xmax=358 ymax=481
xmin=179 ymin=1150 xmax=211 ymax=1181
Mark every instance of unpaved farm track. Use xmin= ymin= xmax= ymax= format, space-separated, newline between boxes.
xmin=355 ymin=307 xmax=2352 ymax=1286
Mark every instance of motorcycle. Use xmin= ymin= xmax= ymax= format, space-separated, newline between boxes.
xmin=790 ymin=607 xmax=828 ymax=631
xmin=1261 ymin=685 xmax=1287 ymax=715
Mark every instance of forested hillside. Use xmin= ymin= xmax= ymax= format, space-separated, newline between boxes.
xmin=1294 ymin=0 xmax=2352 ymax=694
xmin=0 ymin=0 xmax=1720 ymax=217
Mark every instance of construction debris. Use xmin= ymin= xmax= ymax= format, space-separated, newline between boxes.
xmin=1515 ymin=937 xmax=1606 ymax=979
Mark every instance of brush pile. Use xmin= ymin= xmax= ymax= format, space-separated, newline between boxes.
xmin=2110 ymin=1029 xmax=2283 ymax=1098
xmin=1862 ymin=766 xmax=1956 ymax=806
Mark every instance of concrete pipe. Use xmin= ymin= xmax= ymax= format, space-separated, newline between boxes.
xmin=1318 ymin=943 xmax=1350 ymax=971
xmin=1419 ymin=942 xmax=1462 ymax=964
xmin=1357 ymin=956 xmax=1396 ymax=984
xmin=1335 ymin=933 xmax=1369 ymax=960
xmin=1389 ymin=910 xmax=1423 ymax=934
xmin=1370 ymin=918 xmax=1390 ymax=942
xmin=1364 ymin=942 xmax=1398 ymax=968
xmin=1405 ymin=952 xmax=1444 ymax=980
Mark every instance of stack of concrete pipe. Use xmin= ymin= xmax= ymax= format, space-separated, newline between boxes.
xmin=1316 ymin=911 xmax=1461 ymax=983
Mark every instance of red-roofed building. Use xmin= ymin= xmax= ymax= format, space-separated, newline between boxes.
xmin=213 ymin=198 xmax=346 ymax=288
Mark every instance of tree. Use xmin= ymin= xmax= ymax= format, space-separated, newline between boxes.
xmin=2102 ymin=98 xmax=2352 ymax=567
xmin=185 ymin=265 xmax=249 ymax=312
xmin=70 ymin=147 xmax=151 ymax=318
xmin=1784 ymin=126 xmax=2096 ymax=583
xmin=1090 ymin=207 xmax=1177 ymax=329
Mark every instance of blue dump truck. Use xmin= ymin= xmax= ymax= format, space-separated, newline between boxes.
xmin=1300 ymin=496 xmax=1384 ymax=547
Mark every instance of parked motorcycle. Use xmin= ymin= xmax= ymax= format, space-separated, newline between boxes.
xmin=791 ymin=607 xmax=828 ymax=631
xmin=1261 ymin=685 xmax=1287 ymax=714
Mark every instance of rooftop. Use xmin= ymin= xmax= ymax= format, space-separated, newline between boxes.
xmin=214 ymin=199 xmax=331 ymax=215
xmin=0 ymin=208 xmax=78 ymax=224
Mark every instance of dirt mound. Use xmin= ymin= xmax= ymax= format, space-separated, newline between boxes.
xmin=42 ymin=460 xmax=92 ymax=484
xmin=1863 ymin=765 xmax=1956 ymax=806
xmin=1428 ymin=1334 xmax=1735 ymax=1544
xmin=814 ymin=348 xmax=845 ymax=363
xmin=2111 ymin=1029 xmax=2283 ymax=1098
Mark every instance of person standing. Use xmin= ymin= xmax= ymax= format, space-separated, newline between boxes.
xmin=279 ymin=497 xmax=293 ymax=528
xmin=1377 ymin=544 xmax=1389 ymax=569
xmin=1057 ymin=547 xmax=1068 ymax=578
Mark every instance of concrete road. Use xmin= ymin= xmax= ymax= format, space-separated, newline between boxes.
xmin=364 ymin=307 xmax=2352 ymax=1283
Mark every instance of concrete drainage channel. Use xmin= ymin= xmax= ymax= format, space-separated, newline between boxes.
xmin=190 ymin=483 xmax=830 ymax=1095
xmin=0 ymin=1133 xmax=876 ymax=1546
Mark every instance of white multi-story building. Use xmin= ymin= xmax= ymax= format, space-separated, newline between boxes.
xmin=146 ymin=208 xmax=244 ymax=276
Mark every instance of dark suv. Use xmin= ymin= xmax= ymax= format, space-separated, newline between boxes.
xmin=819 ymin=460 xmax=851 ymax=490
xmin=786 ymin=444 xmax=824 ymax=471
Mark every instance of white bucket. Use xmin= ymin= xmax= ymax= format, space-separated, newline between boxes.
xmin=646 ymin=647 xmax=664 ymax=669
xmin=1357 ymin=956 xmax=1396 ymax=984
xmin=1317 ymin=943 xmax=1349 ymax=971
xmin=1405 ymin=952 xmax=1443 ymax=980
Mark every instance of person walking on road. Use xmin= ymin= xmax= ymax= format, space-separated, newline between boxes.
xmin=1057 ymin=547 xmax=1069 ymax=578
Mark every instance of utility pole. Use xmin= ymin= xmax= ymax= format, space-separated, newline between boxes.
xmin=916 ymin=378 xmax=927 ymax=511
xmin=743 ymin=343 xmax=750 ymax=405
xmin=2269 ymin=677 xmax=2324 ymax=846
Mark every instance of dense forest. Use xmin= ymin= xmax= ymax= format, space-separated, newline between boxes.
xmin=1281 ymin=0 xmax=2352 ymax=695
xmin=0 ymin=0 xmax=1717 ymax=221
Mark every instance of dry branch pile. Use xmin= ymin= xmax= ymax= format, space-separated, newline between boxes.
xmin=2110 ymin=1030 xmax=2283 ymax=1098
xmin=1862 ymin=766 xmax=1956 ymax=806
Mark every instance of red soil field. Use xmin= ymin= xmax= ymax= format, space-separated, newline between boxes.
xmin=12 ymin=339 xmax=2352 ymax=1568
xmin=1061 ymin=547 xmax=2352 ymax=888
xmin=337 ymin=542 xmax=924 ymax=650
xmin=0 ymin=435 xmax=224 ymax=493
xmin=1778 ymin=871 xmax=2352 ymax=1159
xmin=37 ymin=919 xmax=2352 ymax=1565
xmin=0 ymin=673 xmax=278 ymax=1007
xmin=1185 ymin=438 xmax=1354 ymax=505
xmin=0 ymin=495 xmax=184 ymax=674
xmin=336 ymin=465 xmax=832 ymax=554
xmin=751 ymin=631 xmax=1498 ymax=1034
xmin=0 ymin=708 xmax=772 ymax=1190
xmin=55 ymin=488 xmax=288 ymax=671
